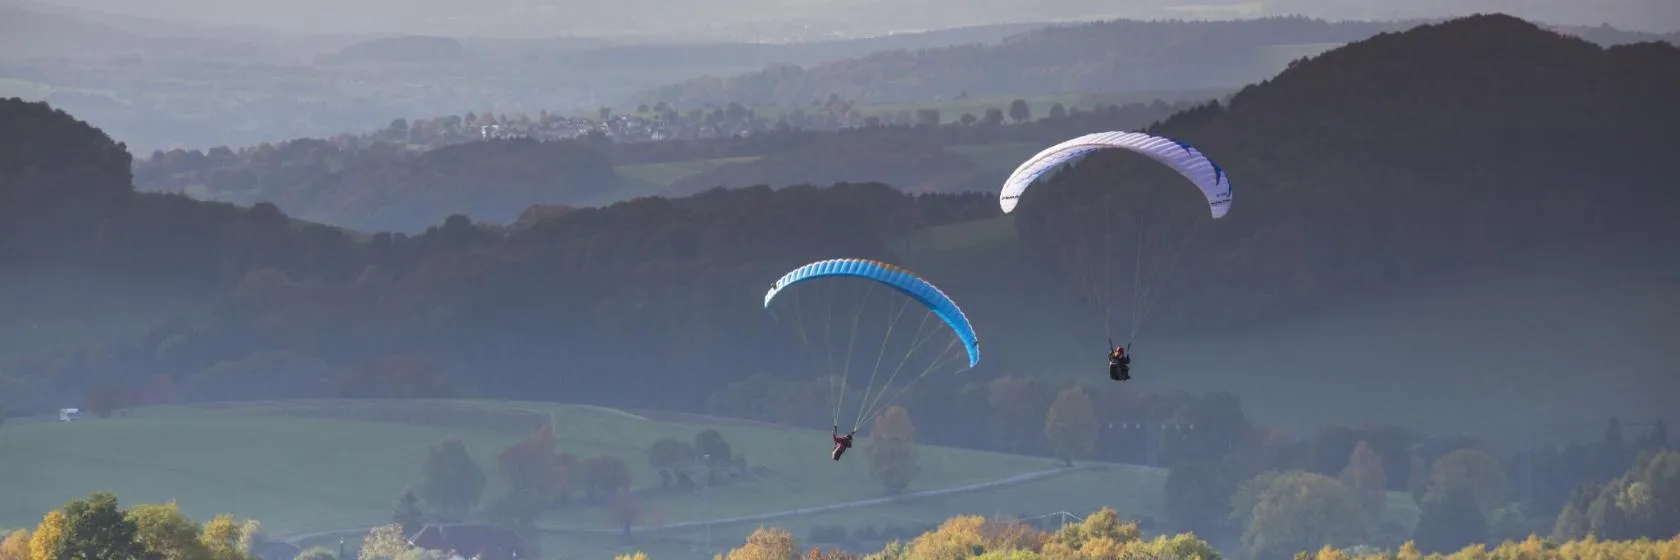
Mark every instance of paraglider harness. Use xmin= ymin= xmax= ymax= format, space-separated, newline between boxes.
xmin=1108 ymin=339 xmax=1131 ymax=381
xmin=832 ymin=426 xmax=856 ymax=461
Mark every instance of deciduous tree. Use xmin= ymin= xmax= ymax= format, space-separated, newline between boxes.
xmin=1239 ymin=471 xmax=1367 ymax=560
xmin=53 ymin=492 xmax=146 ymax=560
xmin=583 ymin=454 xmax=633 ymax=503
xmin=28 ymin=511 xmax=63 ymax=560
xmin=1412 ymin=484 xmax=1488 ymax=554
xmin=647 ymin=437 xmax=696 ymax=490
xmin=868 ymin=406 xmax=920 ymax=493
xmin=725 ymin=527 xmax=798 ymax=560
xmin=127 ymin=502 xmax=209 ymax=560
xmin=200 ymin=514 xmax=246 ymax=560
xmin=1008 ymin=99 xmax=1031 ymax=123
xmin=1341 ymin=440 xmax=1388 ymax=518
xmin=418 ymin=438 xmax=485 ymax=519
xmin=357 ymin=524 xmax=415 ymax=560
xmin=0 ymin=530 xmax=31 ymax=560
xmin=1429 ymin=448 xmax=1513 ymax=514
xmin=392 ymin=491 xmax=424 ymax=536
xmin=1044 ymin=386 xmax=1098 ymax=466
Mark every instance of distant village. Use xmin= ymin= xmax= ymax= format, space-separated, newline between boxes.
xmin=343 ymin=97 xmax=882 ymax=150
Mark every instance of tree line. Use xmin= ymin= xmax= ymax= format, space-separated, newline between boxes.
xmin=12 ymin=493 xmax=1677 ymax=560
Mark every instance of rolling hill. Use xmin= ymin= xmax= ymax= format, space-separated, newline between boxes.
xmin=633 ymin=17 xmax=1417 ymax=107
xmin=632 ymin=16 xmax=1680 ymax=108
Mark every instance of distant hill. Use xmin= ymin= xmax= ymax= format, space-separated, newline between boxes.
xmin=632 ymin=17 xmax=1423 ymax=106
xmin=20 ymin=0 xmax=1676 ymax=40
xmin=552 ymin=22 xmax=1050 ymax=78
xmin=313 ymin=35 xmax=466 ymax=66
xmin=633 ymin=15 xmax=1680 ymax=107
xmin=0 ymin=4 xmax=280 ymax=62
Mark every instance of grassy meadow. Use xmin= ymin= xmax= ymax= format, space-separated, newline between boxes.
xmin=599 ymin=141 xmax=1043 ymax=207
xmin=5 ymin=398 xmax=1423 ymax=559
xmin=0 ymin=399 xmax=1122 ymax=537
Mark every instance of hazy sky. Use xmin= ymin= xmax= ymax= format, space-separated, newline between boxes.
xmin=16 ymin=0 xmax=1680 ymax=39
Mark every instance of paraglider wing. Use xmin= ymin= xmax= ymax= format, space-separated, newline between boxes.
xmin=998 ymin=131 xmax=1232 ymax=217
xmin=765 ymin=258 xmax=981 ymax=368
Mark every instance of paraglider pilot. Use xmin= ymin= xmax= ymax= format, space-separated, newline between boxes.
xmin=832 ymin=426 xmax=856 ymax=461
xmin=1108 ymin=341 xmax=1131 ymax=381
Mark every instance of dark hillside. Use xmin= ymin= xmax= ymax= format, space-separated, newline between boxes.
xmin=1011 ymin=14 xmax=1680 ymax=332
xmin=998 ymin=15 xmax=1680 ymax=438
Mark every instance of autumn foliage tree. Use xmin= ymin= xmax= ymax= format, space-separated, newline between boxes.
xmin=200 ymin=514 xmax=247 ymax=560
xmin=725 ymin=527 xmax=798 ymax=560
xmin=868 ymin=405 xmax=920 ymax=493
xmin=0 ymin=531 xmax=28 ymax=560
xmin=802 ymin=548 xmax=860 ymax=560
xmin=490 ymin=424 xmax=570 ymax=522
xmin=1044 ymin=386 xmax=1098 ymax=466
xmin=28 ymin=511 xmax=65 ymax=560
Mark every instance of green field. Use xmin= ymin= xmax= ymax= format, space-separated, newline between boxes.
xmin=601 ymin=142 xmax=1040 ymax=206
xmin=0 ymin=400 xmax=1122 ymax=536
xmin=603 ymin=156 xmax=762 ymax=204
xmin=2 ymin=398 xmax=1423 ymax=559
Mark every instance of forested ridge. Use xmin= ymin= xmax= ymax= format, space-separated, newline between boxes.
xmin=2 ymin=15 xmax=1676 ymax=446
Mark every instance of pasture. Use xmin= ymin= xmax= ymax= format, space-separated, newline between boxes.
xmin=0 ymin=399 xmax=1160 ymax=541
